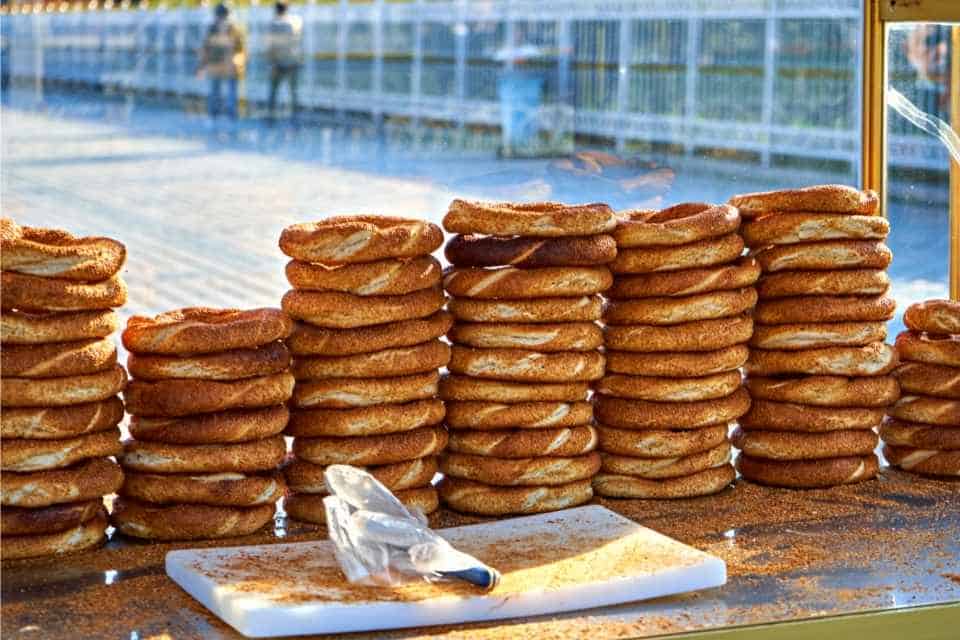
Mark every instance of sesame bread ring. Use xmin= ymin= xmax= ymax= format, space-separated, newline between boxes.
xmin=732 ymin=426 xmax=878 ymax=460
xmin=595 ymin=371 xmax=742 ymax=402
xmin=757 ymin=269 xmax=890 ymax=298
xmin=124 ymin=372 xmax=295 ymax=417
xmin=444 ymin=401 xmax=592 ymax=430
xmin=595 ymin=388 xmax=751 ymax=430
xmin=443 ymin=199 xmax=616 ymax=237
xmin=1 ymin=219 xmax=126 ymax=280
xmin=445 ymin=234 xmax=617 ymax=268
xmin=127 ymin=342 xmax=290 ymax=382
xmin=122 ymin=307 xmax=293 ymax=355
xmin=448 ymin=322 xmax=602 ymax=352
xmin=753 ymin=240 xmax=892 ymax=272
xmin=287 ymin=311 xmax=452 ymax=356
xmin=1 ymin=272 xmax=127 ymax=312
xmin=883 ymin=445 xmax=960 ymax=477
xmin=596 ymin=423 xmax=729 ymax=458
xmin=286 ymin=487 xmax=439 ymax=524
xmin=448 ymin=346 xmax=604 ymax=383
xmin=895 ymin=332 xmax=960 ymax=368
xmin=285 ymin=256 xmax=442 ymax=295
xmin=742 ymin=213 xmax=889 ymax=246
xmin=293 ymin=426 xmax=448 ymax=467
xmin=440 ymin=452 xmax=600 ymax=486
xmin=604 ymin=315 xmax=753 ymax=353
xmin=292 ymin=371 xmax=438 ymax=409
xmin=282 ymin=287 xmax=444 ymax=329
xmin=1 ymin=310 xmax=119 ymax=346
xmin=448 ymin=295 xmax=602 ymax=323
xmin=286 ymin=400 xmax=445 ymax=437
xmin=739 ymin=400 xmax=885 ymax=432
xmin=1 ymin=430 xmax=121 ymax=472
xmin=736 ymin=454 xmax=879 ymax=488
xmin=119 ymin=436 xmax=286 ymax=473
xmin=283 ymin=456 xmax=438 ymax=493
xmin=603 ymin=288 xmax=757 ymax=326
xmin=1 ymin=365 xmax=126 ymax=408
xmin=610 ymin=233 xmax=744 ymax=274
xmin=888 ymin=395 xmax=960 ymax=426
xmin=746 ymin=375 xmax=900 ymax=408
xmin=439 ymin=375 xmax=589 ymax=403
xmin=292 ymin=340 xmax=449 ymax=380
xmin=599 ymin=443 xmax=731 ymax=479
xmin=0 ymin=458 xmax=123 ymax=508
xmin=750 ymin=321 xmax=888 ymax=350
xmin=614 ymin=203 xmax=740 ymax=248
xmin=1 ymin=512 xmax=107 ymax=559
xmin=593 ymin=465 xmax=735 ymax=499
xmin=880 ymin=417 xmax=960 ymax=450
xmin=728 ymin=185 xmax=879 ymax=216
xmin=129 ymin=406 xmax=289 ymax=444
xmin=111 ymin=498 xmax=275 ymax=541
xmin=279 ymin=216 xmax=442 ymax=264
xmin=895 ymin=362 xmax=960 ymax=399
xmin=607 ymin=258 xmax=760 ymax=299
xmin=447 ymin=425 xmax=598 ymax=459
xmin=745 ymin=343 xmax=898 ymax=377
xmin=903 ymin=299 xmax=960 ymax=335
xmin=438 ymin=477 xmax=592 ymax=516
xmin=1 ymin=500 xmax=102 ymax=536
xmin=119 ymin=471 xmax=285 ymax=506
xmin=754 ymin=295 xmax=896 ymax=325
xmin=1 ymin=338 xmax=116 ymax=378
xmin=443 ymin=266 xmax=613 ymax=299
xmin=605 ymin=344 xmax=749 ymax=378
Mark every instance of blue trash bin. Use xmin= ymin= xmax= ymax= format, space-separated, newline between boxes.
xmin=499 ymin=70 xmax=545 ymax=155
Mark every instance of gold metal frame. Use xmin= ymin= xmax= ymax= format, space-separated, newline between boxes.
xmin=862 ymin=0 xmax=960 ymax=299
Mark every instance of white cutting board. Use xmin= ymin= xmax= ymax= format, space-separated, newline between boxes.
xmin=166 ymin=505 xmax=726 ymax=638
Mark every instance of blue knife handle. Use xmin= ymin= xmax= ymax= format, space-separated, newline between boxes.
xmin=437 ymin=566 xmax=501 ymax=591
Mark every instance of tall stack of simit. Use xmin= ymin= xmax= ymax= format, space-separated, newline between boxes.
xmin=279 ymin=217 xmax=449 ymax=524
xmin=437 ymin=200 xmax=616 ymax=516
xmin=0 ymin=218 xmax=127 ymax=559
xmin=733 ymin=185 xmax=899 ymax=488
xmin=593 ymin=203 xmax=754 ymax=499
xmin=113 ymin=308 xmax=293 ymax=540
xmin=882 ymin=300 xmax=960 ymax=477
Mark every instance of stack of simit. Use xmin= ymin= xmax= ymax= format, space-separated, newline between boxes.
xmin=593 ymin=203 xmax=754 ymax=499
xmin=279 ymin=217 xmax=449 ymax=524
xmin=438 ymin=200 xmax=616 ymax=516
xmin=0 ymin=218 xmax=127 ymax=559
xmin=734 ymin=184 xmax=899 ymax=488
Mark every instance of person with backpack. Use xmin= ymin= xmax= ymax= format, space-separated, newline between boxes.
xmin=199 ymin=3 xmax=247 ymax=122
xmin=266 ymin=2 xmax=303 ymax=121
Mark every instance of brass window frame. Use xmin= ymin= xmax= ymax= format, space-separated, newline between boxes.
xmin=863 ymin=0 xmax=960 ymax=299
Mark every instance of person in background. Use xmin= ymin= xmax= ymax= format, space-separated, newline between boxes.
xmin=199 ymin=3 xmax=246 ymax=123
xmin=904 ymin=24 xmax=951 ymax=115
xmin=266 ymin=2 xmax=303 ymax=121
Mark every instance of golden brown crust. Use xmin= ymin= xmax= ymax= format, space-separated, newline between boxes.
xmin=742 ymin=213 xmax=889 ymax=246
xmin=282 ymin=456 xmax=438 ymax=493
xmin=740 ymin=400 xmax=885 ymax=432
xmin=129 ymin=406 xmax=289 ymax=444
xmin=1 ymin=366 xmax=126 ymax=408
xmin=127 ymin=342 xmax=289 ymax=381
xmin=595 ymin=388 xmax=751 ymax=430
xmin=439 ymin=375 xmax=589 ymax=403
xmin=603 ymin=315 xmax=753 ymax=352
xmin=1 ymin=430 xmax=121 ymax=472
xmin=757 ymin=269 xmax=890 ymax=298
xmin=607 ymin=258 xmax=760 ymax=298
xmin=279 ymin=216 xmax=442 ymax=264
xmin=746 ymin=375 xmax=900 ymax=408
xmin=880 ymin=417 xmax=960 ymax=450
xmin=605 ymin=344 xmax=749 ymax=378
xmin=1 ymin=272 xmax=126 ymax=312
xmin=754 ymin=295 xmax=896 ymax=324
xmin=283 ymin=287 xmax=445 ymax=329
xmin=595 ymin=372 xmax=742 ymax=402
xmin=449 ymin=322 xmax=602 ymax=352
xmin=614 ymin=203 xmax=739 ymax=247
xmin=736 ymin=454 xmax=879 ymax=488
xmin=292 ymin=341 xmax=449 ymax=380
xmin=447 ymin=425 xmax=598 ymax=458
xmin=603 ymin=288 xmax=757 ymax=325
xmin=1 ymin=338 xmax=117 ymax=378
xmin=443 ymin=199 xmax=616 ymax=237
xmin=440 ymin=452 xmax=600 ymax=486
xmin=729 ymin=185 xmax=879 ymax=216
xmin=746 ymin=343 xmax=898 ymax=377
xmin=445 ymin=234 xmax=617 ymax=268
xmin=750 ymin=321 xmax=887 ymax=350
xmin=1 ymin=512 xmax=107 ymax=559
xmin=444 ymin=401 xmax=592 ymax=430
xmin=286 ymin=487 xmax=439 ymax=523
xmin=599 ymin=443 xmax=731 ymax=479
xmin=443 ymin=266 xmax=612 ymax=299
xmin=123 ymin=307 xmax=293 ymax=355
xmin=732 ymin=426 xmax=878 ymax=460
xmin=285 ymin=256 xmax=442 ymax=295
xmin=888 ymin=395 xmax=960 ymax=426
xmin=753 ymin=240 xmax=892 ymax=272
xmin=120 ymin=471 xmax=285 ymax=506
xmin=119 ymin=436 xmax=286 ymax=473
xmin=286 ymin=312 xmax=452 ymax=356
xmin=903 ymin=299 xmax=960 ymax=335
xmin=448 ymin=346 xmax=604 ymax=383
xmin=610 ymin=233 xmax=744 ymax=274
xmin=438 ymin=477 xmax=592 ymax=515
xmin=448 ymin=295 xmax=602 ymax=323
xmin=124 ymin=372 xmax=295 ymax=417
xmin=111 ymin=498 xmax=275 ymax=540
xmin=894 ymin=362 xmax=960 ymax=399
xmin=1 ymin=500 xmax=102 ymax=536
xmin=596 ymin=423 xmax=729 ymax=459
xmin=1 ymin=219 xmax=126 ymax=280
xmin=292 ymin=371 xmax=439 ymax=409
xmin=293 ymin=426 xmax=448 ymax=466
xmin=895 ymin=331 xmax=960 ymax=368
xmin=286 ymin=400 xmax=445 ymax=437
xmin=883 ymin=445 xmax=960 ymax=477
xmin=0 ymin=309 xmax=119 ymax=345
xmin=593 ymin=465 xmax=735 ymax=499
xmin=0 ymin=458 xmax=123 ymax=508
